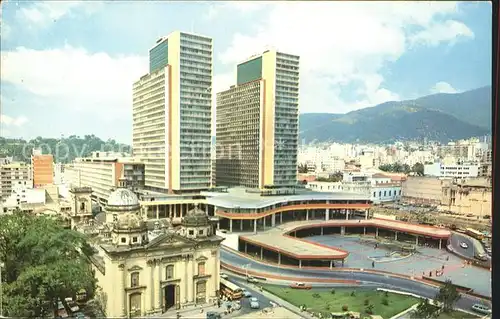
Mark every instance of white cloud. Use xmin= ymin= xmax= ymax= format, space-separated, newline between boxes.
xmin=218 ymin=1 xmax=473 ymax=113
xmin=17 ymin=1 xmax=102 ymax=27
xmin=1 ymin=114 xmax=29 ymax=126
xmin=1 ymin=46 xmax=147 ymax=117
xmin=410 ymin=20 xmax=474 ymax=46
xmin=431 ymin=81 xmax=458 ymax=94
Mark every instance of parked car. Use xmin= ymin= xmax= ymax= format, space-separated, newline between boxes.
xmin=471 ymin=304 xmax=491 ymax=315
xmin=220 ymin=273 xmax=228 ymax=279
xmin=246 ymin=276 xmax=258 ymax=283
xmin=206 ymin=311 xmax=222 ymax=319
xmin=289 ymin=282 xmax=312 ymax=289
xmin=459 ymin=242 xmax=468 ymax=249
xmin=250 ymin=297 xmax=260 ymax=309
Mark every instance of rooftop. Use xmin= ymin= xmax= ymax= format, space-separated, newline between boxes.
xmin=203 ymin=187 xmax=370 ymax=209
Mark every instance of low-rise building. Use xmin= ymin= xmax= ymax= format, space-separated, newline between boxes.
xmin=402 ymin=176 xmax=451 ymax=205
xmin=440 ymin=178 xmax=492 ymax=217
xmin=424 ymin=162 xmax=480 ymax=178
xmin=32 ymin=149 xmax=54 ymax=187
xmin=65 ymin=152 xmax=145 ymax=207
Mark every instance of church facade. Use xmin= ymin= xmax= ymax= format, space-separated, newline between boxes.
xmin=72 ymin=186 xmax=223 ymax=317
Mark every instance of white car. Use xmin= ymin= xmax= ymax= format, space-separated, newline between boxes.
xmin=220 ymin=273 xmax=228 ymax=279
xmin=250 ymin=297 xmax=260 ymax=309
xmin=459 ymin=242 xmax=468 ymax=249
xmin=471 ymin=304 xmax=491 ymax=315
xmin=242 ymin=289 xmax=252 ymax=298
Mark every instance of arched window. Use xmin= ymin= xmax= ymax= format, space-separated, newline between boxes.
xmin=131 ymin=272 xmax=139 ymax=287
xmin=198 ymin=262 xmax=206 ymax=276
xmin=166 ymin=265 xmax=174 ymax=280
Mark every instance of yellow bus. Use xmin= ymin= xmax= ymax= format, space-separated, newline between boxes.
xmin=220 ymin=278 xmax=243 ymax=300
xmin=466 ymin=228 xmax=484 ymax=240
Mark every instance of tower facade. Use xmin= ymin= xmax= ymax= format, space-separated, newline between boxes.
xmin=216 ymin=49 xmax=300 ymax=189
xmin=133 ymin=31 xmax=213 ymax=193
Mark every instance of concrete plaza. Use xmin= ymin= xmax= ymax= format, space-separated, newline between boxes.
xmin=307 ymin=235 xmax=491 ymax=297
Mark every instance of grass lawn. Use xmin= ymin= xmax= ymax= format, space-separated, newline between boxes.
xmin=262 ymin=285 xmax=419 ymax=318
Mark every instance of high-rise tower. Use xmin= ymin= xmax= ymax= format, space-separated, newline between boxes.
xmin=133 ymin=31 xmax=213 ymax=193
xmin=215 ymin=49 xmax=299 ymax=189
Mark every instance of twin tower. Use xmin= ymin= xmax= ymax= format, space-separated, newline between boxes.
xmin=132 ymin=31 xmax=300 ymax=194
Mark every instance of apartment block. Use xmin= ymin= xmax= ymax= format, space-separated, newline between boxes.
xmin=0 ymin=160 xmax=32 ymax=203
xmin=133 ymin=31 xmax=212 ymax=193
xmin=65 ymin=152 xmax=145 ymax=206
xmin=32 ymin=151 xmax=54 ymax=187
xmin=216 ymin=49 xmax=299 ymax=189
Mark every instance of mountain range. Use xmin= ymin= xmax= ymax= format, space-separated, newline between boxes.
xmin=299 ymin=86 xmax=491 ymax=144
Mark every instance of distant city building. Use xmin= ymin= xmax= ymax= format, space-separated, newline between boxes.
xmin=402 ymin=176 xmax=451 ymax=205
xmin=424 ymin=162 xmax=480 ymax=178
xmin=65 ymin=152 xmax=145 ymax=207
xmin=133 ymin=31 xmax=213 ymax=193
xmin=0 ymin=160 xmax=32 ymax=204
xmin=216 ymin=49 xmax=299 ymax=189
xmin=31 ymin=150 xmax=54 ymax=187
xmin=440 ymin=178 xmax=492 ymax=217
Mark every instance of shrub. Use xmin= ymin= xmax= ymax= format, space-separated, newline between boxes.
xmin=384 ymin=291 xmax=389 ymax=297
xmin=364 ymin=299 xmax=370 ymax=306
xmin=342 ymin=305 xmax=348 ymax=311
xmin=326 ymin=305 xmax=331 ymax=311
xmin=365 ymin=304 xmax=374 ymax=314
xmin=331 ymin=289 xmax=336 ymax=294
xmin=350 ymin=291 xmax=356 ymax=297
xmin=382 ymin=298 xmax=389 ymax=306
xmin=312 ymin=293 xmax=321 ymax=299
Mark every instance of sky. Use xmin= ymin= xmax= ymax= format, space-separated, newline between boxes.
xmin=0 ymin=1 xmax=492 ymax=144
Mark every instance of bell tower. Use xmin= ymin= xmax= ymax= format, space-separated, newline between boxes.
xmin=69 ymin=186 xmax=93 ymax=228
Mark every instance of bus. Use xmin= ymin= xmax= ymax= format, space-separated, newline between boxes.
xmin=466 ymin=228 xmax=484 ymax=240
xmin=220 ymin=278 xmax=243 ymax=300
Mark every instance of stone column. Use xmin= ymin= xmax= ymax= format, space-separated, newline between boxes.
xmin=330 ymin=260 xmax=333 ymax=269
xmin=229 ymin=219 xmax=233 ymax=233
xmin=306 ymin=210 xmax=309 ymax=221
xmin=156 ymin=262 xmax=162 ymax=310
xmin=169 ymin=205 xmax=172 ymax=218
xmin=341 ymin=226 xmax=345 ymax=236
xmin=346 ymin=210 xmax=349 ymax=220
xmin=415 ymin=236 xmax=419 ymax=246
xmin=365 ymin=210 xmax=368 ymax=220
xmin=325 ymin=209 xmax=330 ymax=221
xmin=375 ymin=228 xmax=379 ymax=237
xmin=363 ymin=227 xmax=366 ymax=235
xmin=150 ymin=261 xmax=155 ymax=311
xmin=272 ymin=214 xmax=276 ymax=227
xmin=240 ymin=220 xmax=243 ymax=231
xmin=263 ymin=217 xmax=266 ymax=229
xmin=278 ymin=253 xmax=281 ymax=265
xmin=184 ymin=257 xmax=189 ymax=305
xmin=299 ymin=260 xmax=302 ymax=268
xmin=254 ymin=219 xmax=257 ymax=233
xmin=260 ymin=247 xmax=263 ymax=259
xmin=119 ymin=264 xmax=126 ymax=317
xmin=280 ymin=213 xmax=283 ymax=224
xmin=321 ymin=227 xmax=324 ymax=236
xmin=156 ymin=205 xmax=159 ymax=219
xmin=395 ymin=232 xmax=398 ymax=241
xmin=439 ymin=239 xmax=442 ymax=250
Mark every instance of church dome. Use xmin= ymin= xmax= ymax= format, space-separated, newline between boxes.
xmin=182 ymin=205 xmax=209 ymax=227
xmin=115 ymin=212 xmax=147 ymax=231
xmin=106 ymin=188 xmax=140 ymax=212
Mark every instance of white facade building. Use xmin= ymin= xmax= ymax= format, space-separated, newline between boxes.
xmin=424 ymin=162 xmax=480 ymax=178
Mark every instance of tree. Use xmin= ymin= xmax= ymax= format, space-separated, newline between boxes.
xmin=298 ymin=164 xmax=308 ymax=173
xmin=0 ymin=211 xmax=96 ymax=317
xmin=412 ymin=162 xmax=425 ymax=176
xmin=412 ymin=298 xmax=438 ymax=319
xmin=435 ymin=279 xmax=460 ymax=312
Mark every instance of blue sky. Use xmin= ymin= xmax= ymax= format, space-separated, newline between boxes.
xmin=0 ymin=1 xmax=492 ymax=143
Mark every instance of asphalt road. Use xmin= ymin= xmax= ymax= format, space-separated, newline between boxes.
xmin=221 ymin=248 xmax=491 ymax=312
xmin=449 ymin=232 xmax=490 ymax=262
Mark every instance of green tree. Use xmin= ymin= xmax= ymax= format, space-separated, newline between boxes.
xmin=435 ymin=279 xmax=460 ymax=312
xmin=412 ymin=298 xmax=438 ymax=319
xmin=298 ymin=163 xmax=308 ymax=173
xmin=412 ymin=162 xmax=425 ymax=176
xmin=0 ymin=211 xmax=96 ymax=317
